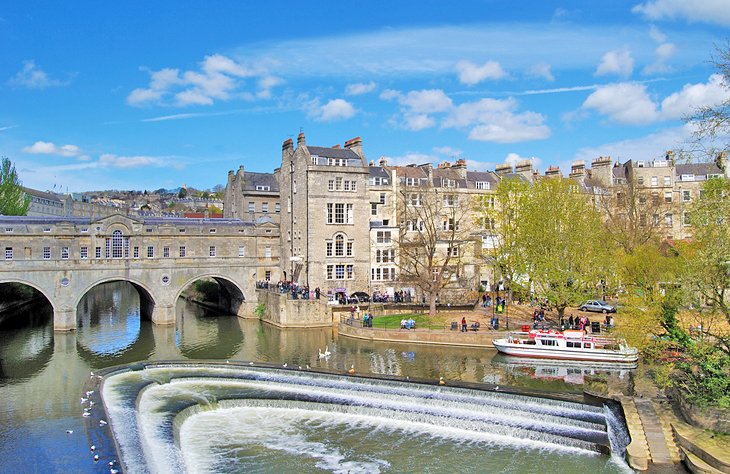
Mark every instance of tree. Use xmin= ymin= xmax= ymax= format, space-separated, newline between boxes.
xmin=599 ymin=176 xmax=668 ymax=254
xmin=0 ymin=157 xmax=30 ymax=215
xmin=519 ymin=178 xmax=610 ymax=318
xmin=178 ymin=187 xmax=188 ymax=199
xmin=397 ymin=186 xmax=477 ymax=317
xmin=480 ymin=176 xmax=530 ymax=307
xmin=679 ymin=177 xmax=730 ymax=353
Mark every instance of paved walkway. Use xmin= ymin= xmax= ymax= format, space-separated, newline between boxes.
xmin=634 ymin=398 xmax=684 ymax=472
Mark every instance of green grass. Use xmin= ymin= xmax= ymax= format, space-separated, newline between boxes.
xmin=369 ymin=313 xmax=446 ymax=330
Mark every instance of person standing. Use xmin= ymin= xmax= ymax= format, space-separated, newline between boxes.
xmin=461 ymin=316 xmax=467 ymax=332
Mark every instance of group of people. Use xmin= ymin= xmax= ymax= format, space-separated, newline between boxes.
xmin=401 ymin=318 xmax=416 ymax=329
xmin=533 ymin=308 xmax=547 ymax=329
xmin=256 ymin=280 xmax=322 ymax=300
xmin=349 ymin=306 xmax=374 ymax=327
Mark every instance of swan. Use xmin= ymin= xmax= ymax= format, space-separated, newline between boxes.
xmin=99 ymin=420 xmax=108 ymax=426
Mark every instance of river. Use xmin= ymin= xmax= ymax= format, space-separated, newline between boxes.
xmin=0 ymin=282 xmax=634 ymax=472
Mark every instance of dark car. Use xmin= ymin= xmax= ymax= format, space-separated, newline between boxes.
xmin=579 ymin=300 xmax=616 ymax=314
xmin=349 ymin=291 xmax=370 ymax=303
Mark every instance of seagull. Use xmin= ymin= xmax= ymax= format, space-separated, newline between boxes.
xmin=226 ymin=360 xmax=229 ymax=364
xmin=90 ymin=445 xmax=96 ymax=451
xmin=93 ymin=454 xmax=99 ymax=462
xmin=85 ymin=390 xmax=94 ymax=397
xmin=298 ymin=366 xmax=302 ymax=370
xmin=111 ymin=469 xmax=119 ymax=474
xmin=90 ymin=371 xmax=94 ymax=377
xmin=82 ymin=412 xmax=91 ymax=417
xmin=495 ymin=386 xmax=500 ymax=391
xmin=99 ymin=420 xmax=108 ymax=426
xmin=89 ymin=401 xmax=94 ymax=407
xmin=66 ymin=430 xmax=73 ymax=434
xmin=438 ymin=377 xmax=446 ymax=386
xmin=109 ymin=460 xmax=116 ymax=467
xmin=282 ymin=363 xmax=288 ymax=368
xmin=249 ymin=362 xmax=254 ymax=366
xmin=80 ymin=397 xmax=88 ymax=404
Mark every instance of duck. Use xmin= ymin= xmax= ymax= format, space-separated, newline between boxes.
xmin=90 ymin=445 xmax=96 ymax=452
xmin=347 ymin=365 xmax=356 ymax=375
xmin=438 ymin=377 xmax=446 ymax=386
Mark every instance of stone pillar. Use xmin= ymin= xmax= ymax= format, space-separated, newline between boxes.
xmin=54 ymin=306 xmax=77 ymax=331
xmin=151 ymin=304 xmax=176 ymax=326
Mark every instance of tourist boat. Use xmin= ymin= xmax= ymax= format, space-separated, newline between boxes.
xmin=492 ymin=329 xmax=638 ymax=363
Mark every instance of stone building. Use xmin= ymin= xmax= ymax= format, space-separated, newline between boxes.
xmin=223 ymin=166 xmax=280 ymax=223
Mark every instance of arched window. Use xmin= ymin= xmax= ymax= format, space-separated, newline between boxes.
xmin=335 ymin=234 xmax=344 ymax=256
xmin=112 ymin=230 xmax=123 ymax=258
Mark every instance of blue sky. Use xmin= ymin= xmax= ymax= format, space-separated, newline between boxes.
xmin=1 ymin=1 xmax=729 ymax=192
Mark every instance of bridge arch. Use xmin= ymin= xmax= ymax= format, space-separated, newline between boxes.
xmin=175 ymin=273 xmax=247 ymax=317
xmin=0 ymin=278 xmax=57 ymax=315
xmin=73 ymin=277 xmax=158 ymax=322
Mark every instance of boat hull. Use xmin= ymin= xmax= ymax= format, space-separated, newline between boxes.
xmin=493 ymin=339 xmax=639 ymax=363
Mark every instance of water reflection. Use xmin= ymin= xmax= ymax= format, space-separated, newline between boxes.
xmin=175 ymin=303 xmax=243 ymax=359
xmin=0 ymin=299 xmax=54 ymax=383
xmin=77 ymin=282 xmax=142 ymax=356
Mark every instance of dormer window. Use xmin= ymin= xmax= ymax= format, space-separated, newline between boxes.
xmin=255 ymin=185 xmax=271 ymax=191
xmin=475 ymin=181 xmax=490 ymax=190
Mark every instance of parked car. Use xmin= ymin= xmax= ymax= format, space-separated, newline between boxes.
xmin=579 ymin=300 xmax=616 ymax=314
xmin=349 ymin=291 xmax=370 ymax=303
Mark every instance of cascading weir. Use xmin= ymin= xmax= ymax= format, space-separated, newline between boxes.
xmin=100 ymin=362 xmax=633 ymax=474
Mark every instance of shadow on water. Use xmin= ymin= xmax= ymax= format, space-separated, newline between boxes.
xmin=0 ymin=298 xmax=54 ymax=383
xmin=175 ymin=303 xmax=244 ymax=360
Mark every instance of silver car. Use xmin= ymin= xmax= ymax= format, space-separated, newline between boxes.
xmin=579 ymin=300 xmax=616 ymax=313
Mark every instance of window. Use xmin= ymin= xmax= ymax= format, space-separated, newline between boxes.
xmin=163 ymin=246 xmax=170 ymax=258
xmin=664 ymin=191 xmax=672 ymax=203
xmin=344 ymin=180 xmax=351 ymax=191
xmin=326 ymin=241 xmax=333 ymax=257
xmin=637 ymin=161 xmax=645 ymax=167
xmin=335 ymin=264 xmax=345 ymax=279
xmin=255 ymin=185 xmax=270 ymax=191
xmin=637 ymin=176 xmax=645 ymax=186
xmin=44 ymin=247 xmax=51 ymax=259
xmin=248 ymin=202 xmax=255 ymax=213
xmin=209 ymin=228 xmax=216 ymax=233
xmin=379 ymin=193 xmax=386 ymax=204
xmin=371 ymin=203 xmax=378 ymax=216
xmin=335 ymin=234 xmax=344 ymax=256
xmin=681 ymin=174 xmax=695 ymax=182
xmin=293 ymin=180 xmax=297 ymax=193
xmin=665 ymin=213 xmax=673 ymax=226
xmin=442 ymin=178 xmax=456 ymax=188
xmin=409 ymin=193 xmax=422 ymax=206
xmin=448 ymin=246 xmax=459 ymax=257
xmin=333 ymin=203 xmax=345 ymax=223
xmin=43 ymin=227 xmax=51 ymax=233
xmin=94 ymin=246 xmax=101 ymax=259
xmin=262 ymin=202 xmax=269 ymax=213
xmin=335 ymin=177 xmax=342 ymax=190
xmin=265 ymin=271 xmax=271 ymax=281
xmin=328 ymin=157 xmax=346 ymax=166
xmin=105 ymin=238 xmax=111 ymax=258
xmin=4 ymin=227 xmax=12 ymax=233
xmin=327 ymin=265 xmax=333 ymax=279
xmin=347 ymin=203 xmax=353 ymax=224
xmin=346 ymin=264 xmax=354 ymax=279
xmin=61 ymin=247 xmax=69 ymax=259
xmin=147 ymin=246 xmax=154 ymax=258
xmin=238 ymin=246 xmax=245 ymax=257
xmin=179 ymin=228 xmax=186 ymax=233
xmin=287 ymin=231 xmax=291 ymax=242
xmin=209 ymin=246 xmax=216 ymax=257
xmin=275 ymin=202 xmax=281 ymax=213
xmin=683 ymin=212 xmax=691 ymax=226
xmin=4 ymin=247 xmax=12 ymax=260
xmin=80 ymin=246 xmax=88 ymax=259
xmin=651 ymin=176 xmax=658 ymax=187
xmin=369 ymin=177 xmax=388 ymax=186
xmin=328 ymin=180 xmax=335 ymax=191
xmin=265 ymin=246 xmax=272 ymax=258
xmin=682 ymin=190 xmax=691 ymax=202
xmin=377 ymin=231 xmax=391 ymax=244
xmin=346 ymin=240 xmax=353 ymax=257
xmin=443 ymin=194 xmax=457 ymax=207
xmin=179 ymin=246 xmax=186 ymax=257
xmin=475 ymin=181 xmax=490 ymax=190
xmin=405 ymin=177 xmax=419 ymax=186
xmin=146 ymin=228 xmax=153 ymax=233
xmin=442 ymin=218 xmax=457 ymax=231
xmin=112 ymin=230 xmax=123 ymax=258
xmin=663 ymin=176 xmax=671 ymax=186
xmin=376 ymin=249 xmax=396 ymax=263
xmin=134 ymin=246 xmax=140 ymax=258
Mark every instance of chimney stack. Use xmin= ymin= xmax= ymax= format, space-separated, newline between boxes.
xmin=282 ymin=138 xmax=293 ymax=152
xmin=297 ymin=132 xmax=306 ymax=147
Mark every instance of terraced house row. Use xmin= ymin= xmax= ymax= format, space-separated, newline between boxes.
xmin=223 ymin=133 xmax=730 ymax=302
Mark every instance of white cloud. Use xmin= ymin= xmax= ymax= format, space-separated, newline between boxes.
xmin=23 ymin=141 xmax=81 ymax=157
xmin=7 ymin=60 xmax=65 ymax=89
xmin=528 ymin=62 xmax=555 ymax=82
xmin=633 ymin=0 xmax=730 ymax=27
xmin=401 ymin=89 xmax=453 ymax=113
xmin=582 ymin=75 xmax=730 ymax=124
xmin=456 ymin=60 xmax=507 ymax=85
xmin=127 ymin=54 xmax=272 ymax=107
xmin=582 ymin=83 xmax=659 ymax=124
xmin=381 ymin=152 xmax=439 ymax=167
xmin=444 ymin=98 xmax=550 ymax=143
xmin=402 ymin=113 xmax=435 ymax=131
xmin=433 ymin=146 xmax=462 ymax=156
xmin=463 ymin=159 xmax=496 ymax=172
xmin=661 ymin=74 xmax=730 ymax=119
xmin=345 ymin=82 xmax=377 ymax=95
xmin=649 ymin=25 xmax=667 ymax=43
xmin=595 ymin=49 xmax=634 ymax=78
xmin=504 ymin=152 xmax=541 ymax=169
xmin=573 ymin=124 xmax=694 ymax=163
xmin=309 ymin=98 xmax=356 ymax=122
xmin=643 ymin=42 xmax=677 ymax=75
xmin=379 ymin=89 xmax=401 ymax=101
xmin=98 ymin=154 xmax=167 ymax=168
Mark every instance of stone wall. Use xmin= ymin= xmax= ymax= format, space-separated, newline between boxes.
xmin=255 ymin=289 xmax=334 ymax=327
xmin=338 ymin=322 xmax=498 ymax=348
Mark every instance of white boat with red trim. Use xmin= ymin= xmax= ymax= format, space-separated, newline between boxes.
xmin=492 ymin=329 xmax=638 ymax=363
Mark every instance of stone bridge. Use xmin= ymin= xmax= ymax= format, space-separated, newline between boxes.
xmin=0 ymin=214 xmax=280 ymax=330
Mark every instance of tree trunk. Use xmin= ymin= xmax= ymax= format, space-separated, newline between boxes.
xmin=429 ymin=292 xmax=437 ymax=317
xmin=557 ymin=305 xmax=565 ymax=319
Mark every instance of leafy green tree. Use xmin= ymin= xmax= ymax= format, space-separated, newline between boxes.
xmin=178 ymin=187 xmax=188 ymax=199
xmin=0 ymin=157 xmax=30 ymax=215
xmin=519 ymin=178 xmax=610 ymax=318
xmin=480 ymin=177 xmax=530 ymax=306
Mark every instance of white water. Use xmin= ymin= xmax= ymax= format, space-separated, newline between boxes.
xmin=104 ymin=364 xmax=632 ymax=473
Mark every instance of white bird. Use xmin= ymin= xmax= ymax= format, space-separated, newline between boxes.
xmin=93 ymin=454 xmax=99 ymax=462
xmin=495 ymin=386 xmax=500 ymax=391
xmin=111 ymin=469 xmax=119 ymax=474
xmin=109 ymin=460 xmax=116 ymax=466
xmin=89 ymin=401 xmax=94 ymax=407
xmin=85 ymin=390 xmax=94 ymax=396
xmin=282 ymin=363 xmax=288 ymax=368
xmin=226 ymin=360 xmax=229 ymax=364
xmin=324 ymin=346 xmax=331 ymax=356
xmin=82 ymin=412 xmax=91 ymax=417
xmin=249 ymin=362 xmax=254 ymax=366
xmin=298 ymin=366 xmax=302 ymax=370
xmin=90 ymin=445 xmax=96 ymax=451
xmin=306 ymin=364 xmax=310 ymax=369
xmin=99 ymin=420 xmax=108 ymax=426
xmin=80 ymin=397 xmax=88 ymax=404
xmin=66 ymin=430 xmax=73 ymax=434
xmin=90 ymin=371 xmax=94 ymax=377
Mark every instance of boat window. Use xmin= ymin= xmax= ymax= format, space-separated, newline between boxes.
xmin=583 ymin=343 xmax=593 ymax=349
